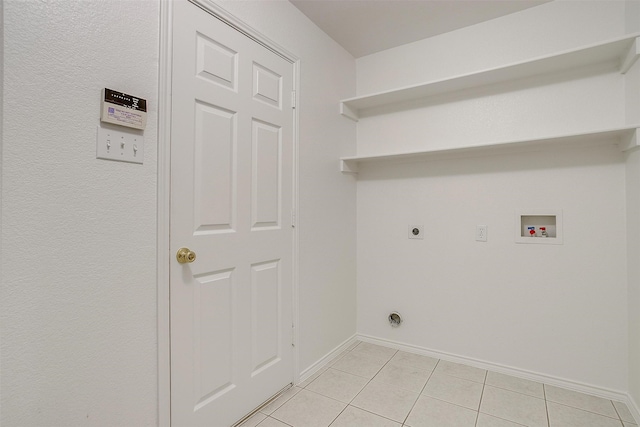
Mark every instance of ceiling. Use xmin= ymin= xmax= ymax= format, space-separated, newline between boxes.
xmin=290 ymin=0 xmax=552 ymax=58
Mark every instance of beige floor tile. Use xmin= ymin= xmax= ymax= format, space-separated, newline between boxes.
xmin=260 ymin=387 xmax=302 ymax=415
xmin=547 ymin=401 xmax=622 ymax=427
xmin=480 ymin=385 xmax=547 ymax=427
xmin=485 ymin=371 xmax=544 ymax=398
xmin=624 ymin=422 xmax=638 ymax=427
xmin=237 ymin=412 xmax=267 ymax=427
xmin=306 ymin=368 xmax=369 ymax=403
xmin=332 ymin=352 xmax=387 ymax=379
xmin=329 ymin=349 xmax=353 ymax=366
xmin=422 ymin=372 xmax=483 ymax=410
xmin=372 ymin=361 xmax=432 ymax=393
xmin=613 ymin=400 xmax=636 ymax=423
xmin=346 ymin=340 xmax=361 ymax=351
xmin=544 ymin=384 xmax=618 ymax=418
xmin=390 ymin=351 xmax=438 ymax=372
xmin=271 ymin=389 xmax=346 ymax=427
xmin=299 ymin=366 xmax=329 ymax=388
xmin=434 ymin=360 xmax=486 ymax=383
xmin=351 ymin=342 xmax=397 ymax=363
xmin=405 ymin=395 xmax=478 ymax=427
xmin=329 ymin=405 xmax=402 ymax=427
xmin=476 ymin=413 xmax=527 ymax=426
xmin=350 ymin=380 xmax=419 ymax=422
xmin=256 ymin=418 xmax=291 ymax=427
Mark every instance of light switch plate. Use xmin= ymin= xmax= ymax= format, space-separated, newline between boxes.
xmin=96 ymin=126 xmax=144 ymax=164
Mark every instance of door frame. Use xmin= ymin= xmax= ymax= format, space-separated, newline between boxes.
xmin=157 ymin=1 xmax=301 ymax=425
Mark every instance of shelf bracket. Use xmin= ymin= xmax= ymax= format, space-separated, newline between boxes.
xmin=619 ymin=128 xmax=639 ymax=152
xmin=340 ymin=159 xmax=358 ymax=174
xmin=340 ymin=103 xmax=359 ymax=122
xmin=620 ymin=37 xmax=640 ymax=74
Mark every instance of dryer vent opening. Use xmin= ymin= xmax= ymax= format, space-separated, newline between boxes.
xmin=388 ymin=312 xmax=402 ymax=327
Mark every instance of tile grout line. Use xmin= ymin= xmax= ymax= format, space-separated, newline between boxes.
xmin=326 ymin=343 xmax=403 ymax=425
xmin=346 ymin=347 xmax=398 ymax=406
xmin=256 ymin=415 xmax=293 ymax=427
xmin=400 ymin=358 xmax=441 ymax=426
xmin=313 ymin=341 xmax=372 ymax=427
xmin=325 ymin=404 xmax=348 ymax=427
xmin=611 ymin=399 xmax=627 ymax=425
xmin=545 ymin=384 xmax=627 ymax=420
xmin=482 ymin=383 xmax=545 ymax=400
xmin=547 ymin=400 xmax=630 ymax=422
xmin=544 ymin=383 xmax=551 ymax=427
xmin=474 ymin=370 xmax=488 ymax=427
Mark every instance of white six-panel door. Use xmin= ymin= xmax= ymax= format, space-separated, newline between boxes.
xmin=170 ymin=2 xmax=295 ymax=425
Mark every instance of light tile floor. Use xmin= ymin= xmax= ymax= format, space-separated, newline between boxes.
xmin=240 ymin=341 xmax=638 ymax=427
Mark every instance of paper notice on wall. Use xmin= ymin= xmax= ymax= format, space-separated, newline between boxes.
xmin=100 ymin=88 xmax=147 ymax=130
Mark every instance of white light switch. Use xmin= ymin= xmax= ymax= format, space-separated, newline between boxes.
xmin=96 ymin=126 xmax=143 ymax=164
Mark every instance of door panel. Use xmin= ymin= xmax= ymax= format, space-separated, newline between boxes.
xmin=194 ymin=102 xmax=236 ymax=233
xmin=193 ymin=269 xmax=234 ymax=407
xmin=253 ymin=63 xmax=282 ymax=108
xmin=251 ymin=260 xmax=281 ymax=374
xmin=196 ymin=32 xmax=238 ymax=90
xmin=252 ymin=120 xmax=281 ymax=229
xmin=170 ymin=2 xmax=295 ymax=425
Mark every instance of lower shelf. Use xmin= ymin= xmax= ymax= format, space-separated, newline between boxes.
xmin=340 ymin=125 xmax=639 ymax=174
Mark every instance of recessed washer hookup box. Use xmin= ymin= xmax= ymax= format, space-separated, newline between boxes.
xmin=100 ymin=88 xmax=147 ymax=130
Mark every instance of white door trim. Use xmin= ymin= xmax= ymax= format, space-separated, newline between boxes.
xmin=157 ymin=2 xmax=300 ymax=425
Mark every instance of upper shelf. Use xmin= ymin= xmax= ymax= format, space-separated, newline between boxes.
xmin=340 ymin=33 xmax=640 ymax=122
xmin=340 ymin=125 xmax=640 ymax=173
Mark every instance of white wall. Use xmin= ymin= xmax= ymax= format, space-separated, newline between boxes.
xmin=1 ymin=1 xmax=160 ymax=425
xmin=355 ymin=0 xmax=631 ymax=392
xmin=356 ymin=0 xmax=626 ymax=96
xmin=627 ymin=147 xmax=640 ymax=410
xmin=1 ymin=0 xmax=356 ymax=425
xmin=214 ymin=0 xmax=357 ymax=374
xmin=626 ymin=0 xmax=640 ymax=413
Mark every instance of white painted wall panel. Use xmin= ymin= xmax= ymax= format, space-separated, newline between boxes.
xmin=356 ymin=68 xmax=625 ymax=156
xmin=1 ymin=1 xmax=159 ymax=425
xmin=357 ymin=145 xmax=628 ymax=390
xmin=625 ymin=0 xmax=640 ymax=415
xmin=626 ymin=147 xmax=640 ymax=410
xmin=355 ymin=0 xmax=631 ymax=392
xmin=356 ymin=0 xmax=626 ymax=95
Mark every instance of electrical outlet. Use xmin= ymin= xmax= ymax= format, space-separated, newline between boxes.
xmin=408 ymin=225 xmax=424 ymax=239
xmin=476 ymin=225 xmax=488 ymax=242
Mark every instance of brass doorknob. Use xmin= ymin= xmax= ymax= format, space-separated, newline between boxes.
xmin=176 ymin=247 xmax=196 ymax=264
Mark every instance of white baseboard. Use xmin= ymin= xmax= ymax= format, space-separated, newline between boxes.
xmin=358 ymin=334 xmax=630 ymax=404
xmin=627 ymin=393 xmax=640 ymax=425
xmin=298 ymin=333 xmax=358 ymax=384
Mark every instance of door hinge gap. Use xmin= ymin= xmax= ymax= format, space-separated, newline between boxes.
xmin=291 ymin=324 xmax=296 ymax=347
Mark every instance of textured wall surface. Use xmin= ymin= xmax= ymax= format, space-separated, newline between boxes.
xmin=1 ymin=0 xmax=356 ymax=424
xmin=1 ymin=1 xmax=160 ymax=425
